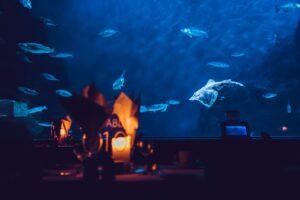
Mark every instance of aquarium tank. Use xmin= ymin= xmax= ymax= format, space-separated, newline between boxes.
xmin=0 ymin=0 xmax=300 ymax=139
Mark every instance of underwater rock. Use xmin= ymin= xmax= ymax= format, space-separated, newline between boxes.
xmin=0 ymin=99 xmax=28 ymax=117
xmin=189 ymin=79 xmax=245 ymax=108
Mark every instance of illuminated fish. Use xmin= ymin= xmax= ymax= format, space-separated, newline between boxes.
xmin=50 ymin=52 xmax=73 ymax=59
xmin=19 ymin=0 xmax=32 ymax=10
xmin=262 ymin=93 xmax=277 ymax=99
xmin=189 ymin=79 xmax=244 ymax=108
xmin=56 ymin=89 xmax=72 ymax=97
xmin=231 ymin=52 xmax=245 ymax=58
xmin=18 ymin=42 xmax=54 ymax=55
xmin=40 ymin=17 xmax=56 ymax=27
xmin=18 ymin=86 xmax=39 ymax=96
xmin=276 ymin=3 xmax=300 ymax=12
xmin=207 ymin=61 xmax=230 ymax=68
xmin=27 ymin=106 xmax=48 ymax=114
xmin=140 ymin=103 xmax=169 ymax=113
xmin=36 ymin=121 xmax=52 ymax=127
xmin=41 ymin=73 xmax=59 ymax=81
xmin=287 ymin=102 xmax=292 ymax=114
xmin=166 ymin=100 xmax=180 ymax=105
xmin=180 ymin=27 xmax=208 ymax=39
xmin=112 ymin=71 xmax=125 ymax=90
xmin=99 ymin=29 xmax=119 ymax=38
xmin=17 ymin=51 xmax=32 ymax=63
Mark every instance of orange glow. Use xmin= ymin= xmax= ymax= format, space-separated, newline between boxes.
xmin=59 ymin=171 xmax=70 ymax=176
xmin=137 ymin=141 xmax=144 ymax=148
xmin=112 ymin=92 xmax=139 ymax=145
xmin=151 ymin=163 xmax=158 ymax=171
xmin=82 ymin=84 xmax=107 ymax=107
xmin=59 ymin=117 xmax=72 ymax=141
xmin=112 ymin=136 xmax=131 ymax=163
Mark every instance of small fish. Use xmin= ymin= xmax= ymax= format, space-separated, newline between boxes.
xmin=113 ymin=71 xmax=125 ymax=90
xmin=27 ymin=106 xmax=48 ymax=114
xmin=41 ymin=73 xmax=59 ymax=81
xmin=166 ymin=100 xmax=180 ymax=105
xmin=18 ymin=86 xmax=39 ymax=96
xmin=18 ymin=42 xmax=54 ymax=55
xmin=207 ymin=61 xmax=230 ymax=68
xmin=133 ymin=168 xmax=146 ymax=174
xmin=37 ymin=121 xmax=52 ymax=127
xmin=99 ymin=29 xmax=119 ymax=38
xmin=140 ymin=104 xmax=169 ymax=113
xmin=262 ymin=93 xmax=277 ymax=99
xmin=276 ymin=3 xmax=300 ymax=12
xmin=40 ymin=17 xmax=56 ymax=27
xmin=180 ymin=27 xmax=208 ymax=39
xmin=19 ymin=0 xmax=32 ymax=10
xmin=50 ymin=52 xmax=73 ymax=59
xmin=17 ymin=52 xmax=32 ymax=63
xmin=231 ymin=52 xmax=245 ymax=58
xmin=287 ymin=102 xmax=292 ymax=114
xmin=56 ymin=89 xmax=72 ymax=97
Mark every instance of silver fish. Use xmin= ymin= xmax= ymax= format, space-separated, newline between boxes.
xmin=50 ymin=52 xmax=73 ymax=59
xmin=262 ymin=93 xmax=277 ymax=99
xmin=180 ymin=27 xmax=208 ymax=39
xmin=276 ymin=3 xmax=300 ymax=12
xmin=17 ymin=52 xmax=32 ymax=63
xmin=113 ymin=71 xmax=125 ymax=90
xmin=287 ymin=102 xmax=292 ymax=114
xmin=207 ymin=61 xmax=230 ymax=68
xmin=190 ymin=79 xmax=244 ymax=108
xmin=166 ymin=100 xmax=180 ymax=105
xmin=37 ymin=121 xmax=52 ymax=127
xmin=18 ymin=86 xmax=39 ymax=96
xmin=56 ymin=89 xmax=72 ymax=97
xmin=18 ymin=42 xmax=54 ymax=55
xmin=41 ymin=73 xmax=59 ymax=81
xmin=140 ymin=104 xmax=169 ymax=113
xmin=40 ymin=17 xmax=56 ymax=27
xmin=231 ymin=52 xmax=245 ymax=58
xmin=19 ymin=0 xmax=32 ymax=10
xmin=27 ymin=106 xmax=48 ymax=114
xmin=99 ymin=29 xmax=119 ymax=38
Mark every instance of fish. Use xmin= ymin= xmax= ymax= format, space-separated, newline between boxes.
xmin=18 ymin=86 xmax=39 ymax=96
xmin=112 ymin=71 xmax=125 ymax=90
xmin=287 ymin=102 xmax=292 ymax=114
xmin=19 ymin=0 xmax=32 ymax=10
xmin=262 ymin=93 xmax=277 ymax=99
xmin=27 ymin=106 xmax=48 ymax=114
xmin=18 ymin=42 xmax=54 ymax=55
xmin=50 ymin=52 xmax=73 ymax=59
xmin=166 ymin=100 xmax=180 ymax=105
xmin=276 ymin=3 xmax=300 ymax=12
xmin=99 ymin=29 xmax=119 ymax=38
xmin=140 ymin=103 xmax=169 ymax=113
xmin=189 ymin=79 xmax=244 ymax=108
xmin=36 ymin=121 xmax=52 ymax=127
xmin=207 ymin=61 xmax=230 ymax=68
xmin=40 ymin=17 xmax=56 ymax=27
xmin=56 ymin=89 xmax=72 ymax=97
xmin=16 ymin=52 xmax=32 ymax=63
xmin=231 ymin=52 xmax=245 ymax=58
xmin=180 ymin=27 xmax=208 ymax=39
xmin=41 ymin=73 xmax=59 ymax=81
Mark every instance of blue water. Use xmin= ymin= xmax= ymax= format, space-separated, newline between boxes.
xmin=0 ymin=0 xmax=300 ymax=138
